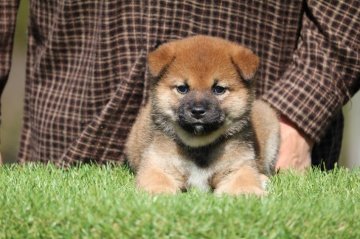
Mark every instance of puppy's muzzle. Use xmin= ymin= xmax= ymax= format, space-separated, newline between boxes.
xmin=190 ymin=105 xmax=207 ymax=119
xmin=178 ymin=94 xmax=224 ymax=135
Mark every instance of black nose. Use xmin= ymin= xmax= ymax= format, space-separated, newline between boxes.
xmin=191 ymin=106 xmax=206 ymax=119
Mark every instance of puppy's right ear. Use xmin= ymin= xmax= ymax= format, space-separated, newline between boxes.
xmin=148 ymin=44 xmax=175 ymax=77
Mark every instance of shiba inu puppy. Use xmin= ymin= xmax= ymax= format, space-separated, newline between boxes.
xmin=125 ymin=35 xmax=279 ymax=195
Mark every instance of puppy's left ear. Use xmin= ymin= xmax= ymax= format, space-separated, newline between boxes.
xmin=231 ymin=47 xmax=259 ymax=81
xmin=148 ymin=43 xmax=175 ymax=77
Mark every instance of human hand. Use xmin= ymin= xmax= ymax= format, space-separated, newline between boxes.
xmin=276 ymin=116 xmax=314 ymax=171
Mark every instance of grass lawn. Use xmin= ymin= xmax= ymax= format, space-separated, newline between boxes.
xmin=0 ymin=164 xmax=359 ymax=238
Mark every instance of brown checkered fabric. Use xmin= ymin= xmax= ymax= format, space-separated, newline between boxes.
xmin=1 ymin=1 xmax=359 ymax=168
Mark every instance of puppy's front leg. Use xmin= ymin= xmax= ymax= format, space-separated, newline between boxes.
xmin=136 ymin=140 xmax=184 ymax=195
xmin=214 ymin=164 xmax=266 ymax=196
xmin=136 ymin=165 xmax=180 ymax=194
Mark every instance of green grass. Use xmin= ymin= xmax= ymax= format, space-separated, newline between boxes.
xmin=0 ymin=164 xmax=359 ymax=238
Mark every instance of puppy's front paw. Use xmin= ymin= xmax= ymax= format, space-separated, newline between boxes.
xmin=214 ymin=165 xmax=267 ymax=196
xmin=136 ymin=167 xmax=179 ymax=195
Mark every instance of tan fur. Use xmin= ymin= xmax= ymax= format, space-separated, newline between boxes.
xmin=252 ymin=100 xmax=280 ymax=175
xmin=214 ymin=165 xmax=266 ymax=196
xmin=125 ymin=35 xmax=279 ymax=196
xmin=136 ymin=165 xmax=179 ymax=194
xmin=124 ymin=104 xmax=152 ymax=171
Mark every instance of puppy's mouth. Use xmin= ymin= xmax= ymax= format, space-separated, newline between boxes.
xmin=178 ymin=121 xmax=223 ymax=136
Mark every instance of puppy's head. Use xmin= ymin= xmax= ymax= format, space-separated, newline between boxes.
xmin=148 ymin=35 xmax=259 ymax=147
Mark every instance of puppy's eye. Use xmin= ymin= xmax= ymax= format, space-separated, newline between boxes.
xmin=176 ymin=85 xmax=189 ymax=94
xmin=212 ymin=85 xmax=227 ymax=95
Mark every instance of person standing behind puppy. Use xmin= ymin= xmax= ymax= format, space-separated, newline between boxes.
xmin=0 ymin=1 xmax=359 ymax=169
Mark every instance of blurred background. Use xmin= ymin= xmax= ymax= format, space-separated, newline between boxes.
xmin=1 ymin=2 xmax=359 ymax=167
